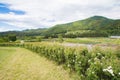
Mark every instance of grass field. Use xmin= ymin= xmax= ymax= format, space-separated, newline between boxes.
xmin=64 ymin=38 xmax=120 ymax=44
xmin=0 ymin=47 xmax=77 ymax=80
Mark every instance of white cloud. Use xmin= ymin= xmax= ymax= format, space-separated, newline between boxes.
xmin=0 ymin=27 xmax=14 ymax=32
xmin=0 ymin=0 xmax=120 ymax=31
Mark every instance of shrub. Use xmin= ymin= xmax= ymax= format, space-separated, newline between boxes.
xmin=0 ymin=42 xmax=119 ymax=80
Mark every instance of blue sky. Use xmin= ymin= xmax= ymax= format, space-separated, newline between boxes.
xmin=0 ymin=3 xmax=26 ymax=31
xmin=0 ymin=3 xmax=25 ymax=15
xmin=0 ymin=0 xmax=120 ymax=32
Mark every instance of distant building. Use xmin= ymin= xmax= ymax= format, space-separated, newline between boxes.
xmin=110 ymin=36 xmax=120 ymax=39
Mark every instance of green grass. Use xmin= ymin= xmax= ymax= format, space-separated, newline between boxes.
xmin=0 ymin=47 xmax=76 ymax=80
xmin=0 ymin=47 xmax=15 ymax=61
xmin=64 ymin=38 xmax=120 ymax=44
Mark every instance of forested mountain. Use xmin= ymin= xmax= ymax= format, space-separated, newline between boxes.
xmin=44 ymin=16 xmax=120 ymax=37
xmin=0 ymin=28 xmax=47 ymax=37
xmin=0 ymin=16 xmax=120 ymax=38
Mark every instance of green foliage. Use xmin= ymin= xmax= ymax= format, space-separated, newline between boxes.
xmin=0 ymin=38 xmax=4 ymax=42
xmin=36 ymin=36 xmax=44 ymax=42
xmin=65 ymin=38 xmax=120 ymax=44
xmin=114 ymin=46 xmax=120 ymax=58
xmin=44 ymin=16 xmax=120 ymax=38
xmin=0 ymin=37 xmax=9 ymax=42
xmin=65 ymin=30 xmax=108 ymax=38
xmin=0 ymin=43 xmax=120 ymax=80
xmin=8 ymin=35 xmax=17 ymax=42
xmin=0 ymin=16 xmax=120 ymax=38
xmin=58 ymin=34 xmax=64 ymax=43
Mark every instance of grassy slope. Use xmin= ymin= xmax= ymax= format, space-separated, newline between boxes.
xmin=0 ymin=47 xmax=76 ymax=80
xmin=0 ymin=16 xmax=120 ymax=38
xmin=45 ymin=16 xmax=120 ymax=35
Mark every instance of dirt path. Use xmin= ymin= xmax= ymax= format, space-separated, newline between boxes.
xmin=0 ymin=47 xmax=75 ymax=80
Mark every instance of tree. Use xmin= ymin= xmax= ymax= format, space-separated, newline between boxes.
xmin=58 ymin=34 xmax=64 ymax=43
xmin=8 ymin=35 xmax=17 ymax=42
xmin=37 ymin=36 xmax=44 ymax=42
xmin=0 ymin=37 xmax=9 ymax=42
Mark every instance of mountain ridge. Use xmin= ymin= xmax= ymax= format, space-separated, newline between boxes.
xmin=0 ymin=15 xmax=120 ymax=38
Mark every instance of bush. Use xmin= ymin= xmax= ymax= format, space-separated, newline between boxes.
xmin=0 ymin=43 xmax=119 ymax=80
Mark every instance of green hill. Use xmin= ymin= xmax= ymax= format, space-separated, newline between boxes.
xmin=0 ymin=28 xmax=47 ymax=37
xmin=0 ymin=16 xmax=120 ymax=38
xmin=44 ymin=16 xmax=120 ymax=37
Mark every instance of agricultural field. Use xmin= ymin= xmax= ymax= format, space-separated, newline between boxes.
xmin=0 ymin=1 xmax=120 ymax=80
xmin=0 ymin=47 xmax=77 ymax=80
xmin=64 ymin=38 xmax=120 ymax=45
xmin=0 ymin=41 xmax=120 ymax=80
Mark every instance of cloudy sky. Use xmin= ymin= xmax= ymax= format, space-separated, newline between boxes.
xmin=0 ymin=0 xmax=120 ymax=32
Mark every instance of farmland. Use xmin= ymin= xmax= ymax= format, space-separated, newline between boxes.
xmin=0 ymin=15 xmax=120 ymax=80
xmin=0 ymin=40 xmax=120 ymax=80
xmin=0 ymin=0 xmax=120 ymax=79
xmin=64 ymin=38 xmax=120 ymax=45
xmin=0 ymin=47 xmax=77 ymax=80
